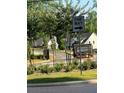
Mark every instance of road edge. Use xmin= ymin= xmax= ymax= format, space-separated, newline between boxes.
xmin=27 ymin=79 xmax=97 ymax=87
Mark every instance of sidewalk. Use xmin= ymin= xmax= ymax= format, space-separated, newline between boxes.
xmin=27 ymin=79 xmax=97 ymax=87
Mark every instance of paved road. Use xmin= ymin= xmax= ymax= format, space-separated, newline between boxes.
xmin=27 ymin=83 xmax=97 ymax=93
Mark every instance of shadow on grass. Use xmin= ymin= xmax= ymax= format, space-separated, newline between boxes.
xmin=27 ymin=77 xmax=84 ymax=84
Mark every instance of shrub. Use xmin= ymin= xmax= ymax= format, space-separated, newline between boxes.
xmin=64 ymin=64 xmax=73 ymax=72
xmin=72 ymin=59 xmax=79 ymax=69
xmin=54 ymin=63 xmax=63 ymax=72
xmin=58 ymin=39 xmax=65 ymax=50
xmin=36 ymin=65 xmax=43 ymax=72
xmin=37 ymin=65 xmax=54 ymax=73
xmin=78 ymin=61 xmax=97 ymax=70
xmin=27 ymin=66 xmax=36 ymax=75
xmin=40 ymin=65 xmax=49 ymax=74
xmin=78 ymin=61 xmax=91 ymax=70
xmin=90 ymin=61 xmax=97 ymax=69
xmin=83 ymin=61 xmax=91 ymax=70
xmin=48 ymin=67 xmax=54 ymax=73
xmin=60 ymin=63 xmax=64 ymax=69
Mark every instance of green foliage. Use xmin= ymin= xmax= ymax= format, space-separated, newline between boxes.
xmin=27 ymin=66 xmax=36 ymax=75
xmin=39 ymin=65 xmax=54 ymax=74
xmin=64 ymin=63 xmax=73 ymax=72
xmin=85 ymin=11 xmax=97 ymax=33
xmin=51 ymin=43 xmax=56 ymax=50
xmin=78 ymin=61 xmax=97 ymax=70
xmin=36 ymin=65 xmax=43 ymax=72
xmin=58 ymin=39 xmax=65 ymax=50
xmin=27 ymin=61 xmax=97 ymax=75
xmin=42 ymin=34 xmax=49 ymax=48
xmin=27 ymin=41 xmax=33 ymax=65
xmin=54 ymin=63 xmax=64 ymax=72
xmin=60 ymin=63 xmax=64 ymax=68
xmin=72 ymin=59 xmax=79 ymax=69
xmin=40 ymin=65 xmax=50 ymax=74
xmin=90 ymin=61 xmax=97 ymax=69
xmin=48 ymin=67 xmax=54 ymax=73
xmin=27 ymin=0 xmax=95 ymax=50
xmin=82 ymin=61 xmax=91 ymax=70
xmin=27 ymin=69 xmax=97 ymax=83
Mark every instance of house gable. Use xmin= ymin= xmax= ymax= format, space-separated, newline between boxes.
xmin=84 ymin=33 xmax=97 ymax=49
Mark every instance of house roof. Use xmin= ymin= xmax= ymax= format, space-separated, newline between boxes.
xmin=71 ymin=32 xmax=93 ymax=46
xmin=32 ymin=38 xmax=44 ymax=47
xmin=81 ymin=32 xmax=92 ymax=43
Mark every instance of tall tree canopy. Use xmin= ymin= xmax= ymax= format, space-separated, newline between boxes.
xmin=27 ymin=0 xmax=97 ymax=49
xmin=85 ymin=11 xmax=97 ymax=33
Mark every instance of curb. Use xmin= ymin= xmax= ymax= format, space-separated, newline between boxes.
xmin=27 ymin=79 xmax=96 ymax=87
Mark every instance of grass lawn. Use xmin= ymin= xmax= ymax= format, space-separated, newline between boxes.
xmin=27 ymin=69 xmax=97 ymax=84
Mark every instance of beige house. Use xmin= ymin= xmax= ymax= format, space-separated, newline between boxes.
xmin=71 ymin=32 xmax=97 ymax=50
xmin=81 ymin=32 xmax=97 ymax=50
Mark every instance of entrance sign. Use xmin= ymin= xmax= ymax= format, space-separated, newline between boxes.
xmin=73 ymin=44 xmax=93 ymax=58
xmin=73 ymin=16 xmax=84 ymax=32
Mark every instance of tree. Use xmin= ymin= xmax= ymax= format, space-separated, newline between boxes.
xmin=27 ymin=0 xmax=51 ymax=65
xmin=51 ymin=36 xmax=56 ymax=65
xmin=27 ymin=0 xmax=95 ymax=50
xmin=84 ymin=0 xmax=97 ymax=34
xmin=85 ymin=11 xmax=97 ymax=33
xmin=27 ymin=0 xmax=57 ymax=65
xmin=47 ymin=0 xmax=94 ymax=49
xmin=93 ymin=0 xmax=97 ymax=8
xmin=27 ymin=1 xmax=40 ymax=65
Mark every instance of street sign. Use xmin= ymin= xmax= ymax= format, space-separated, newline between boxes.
xmin=73 ymin=16 xmax=85 ymax=32
xmin=72 ymin=16 xmax=85 ymax=75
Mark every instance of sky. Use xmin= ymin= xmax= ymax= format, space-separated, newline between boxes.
xmin=62 ymin=0 xmax=94 ymax=10
xmin=61 ymin=0 xmax=96 ymax=16
xmin=61 ymin=0 xmax=96 ymax=17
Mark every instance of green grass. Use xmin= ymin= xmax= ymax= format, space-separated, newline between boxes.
xmin=27 ymin=69 xmax=97 ymax=84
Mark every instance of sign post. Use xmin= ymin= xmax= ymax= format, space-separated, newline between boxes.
xmin=73 ymin=16 xmax=84 ymax=75
xmin=79 ymin=30 xmax=82 ymax=75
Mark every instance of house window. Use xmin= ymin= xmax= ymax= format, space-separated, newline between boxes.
xmin=89 ymin=41 xmax=91 ymax=44
xmin=93 ymin=41 xmax=95 ymax=44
